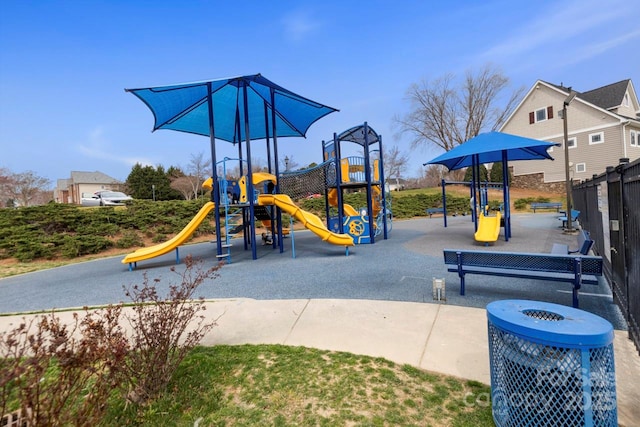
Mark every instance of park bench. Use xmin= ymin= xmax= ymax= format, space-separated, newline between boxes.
xmin=443 ymin=249 xmax=603 ymax=308
xmin=551 ymin=229 xmax=593 ymax=255
xmin=426 ymin=207 xmax=444 ymax=218
xmin=531 ymin=202 xmax=562 ymax=212
xmin=558 ymin=209 xmax=580 ymax=228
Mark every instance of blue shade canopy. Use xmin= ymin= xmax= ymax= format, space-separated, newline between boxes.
xmin=424 ymin=131 xmax=558 ymax=170
xmin=125 ymin=74 xmax=338 ymax=143
xmin=337 ymin=124 xmax=380 ymax=146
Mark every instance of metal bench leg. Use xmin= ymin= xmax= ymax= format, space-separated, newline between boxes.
xmin=456 ymin=252 xmax=466 ymax=295
xmin=572 ymin=257 xmax=583 ymax=308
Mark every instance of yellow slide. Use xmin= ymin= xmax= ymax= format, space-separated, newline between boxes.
xmin=258 ymin=194 xmax=354 ymax=246
xmin=474 ymin=210 xmax=501 ymax=244
xmin=122 ymin=201 xmax=216 ymax=265
xmin=327 ymin=188 xmax=359 ymax=216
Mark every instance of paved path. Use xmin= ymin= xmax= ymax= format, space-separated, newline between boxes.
xmin=1 ymin=214 xmax=638 ymax=424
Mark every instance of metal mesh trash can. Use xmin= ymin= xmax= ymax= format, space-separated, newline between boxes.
xmin=487 ymin=300 xmax=617 ymax=426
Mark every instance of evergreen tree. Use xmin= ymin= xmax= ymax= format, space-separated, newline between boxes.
xmin=463 ymin=164 xmax=488 ymax=182
xmin=489 ymin=162 xmax=512 ymax=183
xmin=126 ymin=164 xmax=183 ymax=200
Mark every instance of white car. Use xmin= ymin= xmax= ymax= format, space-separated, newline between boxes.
xmin=81 ymin=191 xmax=133 ymax=207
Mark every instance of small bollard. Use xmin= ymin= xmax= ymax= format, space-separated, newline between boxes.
xmin=432 ymin=277 xmax=446 ymax=302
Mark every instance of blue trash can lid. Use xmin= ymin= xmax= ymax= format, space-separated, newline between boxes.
xmin=487 ymin=299 xmax=614 ymax=347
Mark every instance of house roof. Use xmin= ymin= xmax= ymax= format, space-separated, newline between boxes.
xmin=536 ymin=79 xmax=639 ymax=122
xmin=578 ymin=80 xmax=631 ymax=110
xmin=70 ymin=171 xmax=121 ymax=184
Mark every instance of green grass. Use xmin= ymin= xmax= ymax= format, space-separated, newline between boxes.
xmin=101 ymin=345 xmax=494 ymax=426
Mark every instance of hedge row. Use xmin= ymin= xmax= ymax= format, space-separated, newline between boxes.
xmin=1 ymin=192 xmax=498 ymax=262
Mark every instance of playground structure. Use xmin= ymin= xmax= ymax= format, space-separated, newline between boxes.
xmin=122 ymin=158 xmax=354 ymax=270
xmin=123 ymin=122 xmax=397 ymax=269
xmin=321 ymin=123 xmax=391 ymax=244
xmin=438 ymin=179 xmax=504 ymax=244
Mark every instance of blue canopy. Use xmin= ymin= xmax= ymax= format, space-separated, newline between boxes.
xmin=424 ymin=131 xmax=559 ymax=242
xmin=126 ymin=74 xmax=338 ymax=143
xmin=126 ymin=74 xmax=338 ymax=260
xmin=424 ymin=131 xmax=557 ymax=171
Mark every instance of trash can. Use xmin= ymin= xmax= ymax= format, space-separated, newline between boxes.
xmin=487 ymin=300 xmax=617 ymax=427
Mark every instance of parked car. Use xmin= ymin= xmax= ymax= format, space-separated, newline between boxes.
xmin=81 ymin=191 xmax=133 ymax=207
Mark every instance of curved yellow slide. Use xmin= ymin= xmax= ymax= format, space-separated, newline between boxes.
xmin=327 ymin=188 xmax=359 ymax=216
xmin=122 ymin=201 xmax=216 ymax=265
xmin=258 ymin=194 xmax=354 ymax=246
xmin=474 ymin=210 xmax=501 ymax=243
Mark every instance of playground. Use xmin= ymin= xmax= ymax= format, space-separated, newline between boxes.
xmin=121 ymin=122 xmax=393 ymax=270
xmin=121 ymin=76 xmax=557 ymax=269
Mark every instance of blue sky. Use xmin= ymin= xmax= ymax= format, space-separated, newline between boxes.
xmin=1 ymin=0 xmax=638 ymax=187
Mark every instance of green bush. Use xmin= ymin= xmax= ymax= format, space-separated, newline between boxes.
xmin=61 ymin=235 xmax=113 ymax=258
xmin=116 ymin=231 xmax=144 ymax=249
xmin=513 ymin=197 xmax=552 ymax=211
xmin=152 ymin=234 xmax=167 ymax=243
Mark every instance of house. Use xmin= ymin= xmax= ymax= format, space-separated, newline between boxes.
xmin=386 ymin=177 xmax=408 ymax=192
xmin=500 ymin=79 xmax=640 ymax=190
xmin=54 ymin=171 xmax=125 ymax=204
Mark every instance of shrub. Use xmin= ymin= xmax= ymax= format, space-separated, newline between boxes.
xmin=115 ymin=231 xmax=143 ymax=249
xmin=0 ymin=257 xmax=220 ymax=422
xmin=119 ymin=256 xmax=221 ymax=403
xmin=61 ymin=236 xmax=113 ymax=258
xmin=152 ymin=233 xmax=167 ymax=243
xmin=0 ymin=308 xmax=129 ymax=425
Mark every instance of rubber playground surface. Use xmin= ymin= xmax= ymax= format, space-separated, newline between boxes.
xmin=0 ymin=213 xmax=627 ymax=329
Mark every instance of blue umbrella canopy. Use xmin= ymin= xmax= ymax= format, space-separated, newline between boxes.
xmin=424 ymin=131 xmax=559 ymax=242
xmin=126 ymin=74 xmax=338 ymax=261
xmin=424 ymin=131 xmax=557 ymax=170
xmin=125 ymin=74 xmax=338 ymax=143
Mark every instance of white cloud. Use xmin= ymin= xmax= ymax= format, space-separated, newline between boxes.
xmin=563 ymin=30 xmax=640 ymax=65
xmin=480 ymin=0 xmax=629 ymax=60
xmin=281 ymin=9 xmax=321 ymax=42
xmin=77 ymin=126 xmax=155 ymax=167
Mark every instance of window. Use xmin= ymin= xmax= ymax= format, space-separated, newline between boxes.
xmin=623 ymin=93 xmax=630 ymax=107
xmin=567 ymin=137 xmax=577 ymax=149
xmin=529 ymin=106 xmax=553 ymax=124
xmin=575 ymin=163 xmax=586 ymax=173
xmin=589 ymin=132 xmax=604 ymax=145
xmin=631 ymin=130 xmax=638 ymax=147
xmin=536 ymin=108 xmax=547 ymax=122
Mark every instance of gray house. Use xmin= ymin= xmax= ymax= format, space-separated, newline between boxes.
xmin=500 ymin=79 xmax=640 ymax=190
xmin=54 ymin=171 xmax=124 ymax=204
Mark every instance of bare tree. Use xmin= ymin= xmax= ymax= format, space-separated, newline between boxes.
xmin=0 ymin=170 xmax=51 ymax=207
xmin=395 ymin=64 xmax=523 ymax=152
xmin=170 ymin=176 xmax=199 ymax=200
xmin=280 ymin=155 xmax=299 ymax=172
xmin=383 ymin=145 xmax=409 ymax=190
xmin=187 ymin=152 xmax=212 ymax=198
